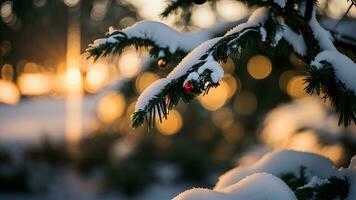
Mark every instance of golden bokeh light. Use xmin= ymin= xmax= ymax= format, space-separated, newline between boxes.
xmin=0 ymin=79 xmax=20 ymax=105
xmin=279 ymin=70 xmax=297 ymax=93
xmin=135 ymin=72 xmax=159 ymax=94
xmin=247 ymin=55 xmax=272 ymax=80
xmin=66 ymin=67 xmax=82 ymax=89
xmin=211 ymin=107 xmax=234 ymax=130
xmin=220 ymin=58 xmax=235 ymax=74
xmin=118 ymin=51 xmax=142 ymax=78
xmin=191 ymin=4 xmax=216 ymax=28
xmin=97 ymin=92 xmax=126 ymax=124
xmin=198 ymin=81 xmax=229 ymax=111
xmin=287 ymin=75 xmax=308 ymax=98
xmin=156 ymin=109 xmax=182 ymax=136
xmin=223 ymin=74 xmax=239 ymax=98
xmin=234 ymin=91 xmax=258 ymax=115
xmin=17 ymin=73 xmax=52 ymax=95
xmin=216 ymin=0 xmax=248 ymax=21
xmin=1 ymin=63 xmax=14 ymax=81
xmin=23 ymin=62 xmax=39 ymax=73
xmin=84 ymin=63 xmax=109 ymax=93
xmin=223 ymin=121 xmax=245 ymax=143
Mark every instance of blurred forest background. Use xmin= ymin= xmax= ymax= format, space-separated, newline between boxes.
xmin=0 ymin=0 xmax=355 ymax=199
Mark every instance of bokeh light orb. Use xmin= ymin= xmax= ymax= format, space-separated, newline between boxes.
xmin=97 ymin=92 xmax=126 ymax=123
xmin=247 ymin=55 xmax=272 ymax=80
xmin=156 ymin=109 xmax=182 ymax=136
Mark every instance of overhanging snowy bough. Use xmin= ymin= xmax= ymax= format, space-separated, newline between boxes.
xmin=87 ymin=0 xmax=356 ymax=128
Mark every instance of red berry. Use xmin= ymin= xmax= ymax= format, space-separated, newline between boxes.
xmin=157 ymin=59 xmax=167 ymax=68
xmin=184 ymin=81 xmax=195 ymax=93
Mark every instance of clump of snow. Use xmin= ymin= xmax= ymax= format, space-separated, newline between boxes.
xmin=174 ymin=149 xmax=356 ymax=200
xmin=311 ymin=50 xmax=356 ymax=92
xmin=283 ymin=26 xmax=307 ymax=56
xmin=214 ymin=150 xmax=338 ymax=190
xmin=226 ymin=7 xmax=269 ymax=35
xmin=91 ymin=20 xmax=234 ymax=54
xmin=309 ymin=14 xmax=335 ymax=51
xmin=196 ymin=56 xmax=224 ymax=83
xmin=173 ymin=173 xmax=297 ymax=200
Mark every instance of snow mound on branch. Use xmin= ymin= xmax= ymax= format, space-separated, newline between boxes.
xmin=214 ymin=150 xmax=337 ymax=190
xmin=135 ymin=37 xmax=221 ymax=111
xmin=226 ymin=7 xmax=269 ymax=35
xmin=311 ymin=50 xmax=356 ymax=92
xmin=92 ymin=20 xmax=231 ymax=53
xmin=283 ymin=26 xmax=307 ymax=56
xmin=173 ymin=173 xmax=297 ymax=200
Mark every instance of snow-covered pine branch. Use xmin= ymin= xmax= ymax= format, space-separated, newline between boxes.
xmin=173 ymin=150 xmax=355 ymax=200
xmin=87 ymin=0 xmax=356 ymax=127
xmin=86 ymin=20 xmax=238 ymax=61
xmin=131 ymin=7 xmax=271 ymax=127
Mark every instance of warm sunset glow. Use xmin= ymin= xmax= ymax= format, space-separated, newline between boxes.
xmin=247 ymin=55 xmax=272 ymax=80
xmin=156 ymin=109 xmax=182 ymax=136
xmin=191 ymin=4 xmax=216 ymax=28
xmin=17 ymin=73 xmax=52 ymax=95
xmin=0 ymin=79 xmax=20 ymax=105
xmin=66 ymin=68 xmax=82 ymax=89
xmin=118 ymin=50 xmax=142 ymax=78
xmin=287 ymin=75 xmax=308 ymax=98
xmin=135 ymin=72 xmax=159 ymax=93
xmin=216 ymin=0 xmax=248 ymax=21
xmin=223 ymin=74 xmax=239 ymax=98
xmin=97 ymin=92 xmax=126 ymax=123
xmin=84 ymin=63 xmax=109 ymax=93
xmin=198 ymin=81 xmax=229 ymax=111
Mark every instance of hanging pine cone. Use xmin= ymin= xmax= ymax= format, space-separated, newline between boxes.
xmin=184 ymin=81 xmax=195 ymax=93
xmin=157 ymin=59 xmax=167 ymax=68
xmin=193 ymin=0 xmax=206 ymax=5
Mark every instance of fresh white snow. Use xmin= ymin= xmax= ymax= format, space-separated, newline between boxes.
xmin=214 ymin=150 xmax=338 ymax=190
xmin=91 ymin=20 xmax=236 ymax=54
xmin=282 ymin=26 xmax=307 ymax=56
xmin=173 ymin=173 xmax=297 ymax=200
xmin=311 ymin=50 xmax=356 ymax=92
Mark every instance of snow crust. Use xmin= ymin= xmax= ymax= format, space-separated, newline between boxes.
xmin=283 ymin=26 xmax=307 ymax=56
xmin=214 ymin=150 xmax=338 ymax=190
xmin=92 ymin=20 xmax=230 ymax=53
xmin=173 ymin=173 xmax=297 ymax=200
xmin=225 ymin=7 xmax=269 ymax=35
xmin=312 ymin=50 xmax=356 ymax=92
xmin=174 ymin=150 xmax=356 ymax=200
xmin=307 ymin=9 xmax=356 ymax=92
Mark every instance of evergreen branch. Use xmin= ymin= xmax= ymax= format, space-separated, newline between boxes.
xmin=305 ymin=63 xmax=356 ymax=126
xmin=131 ymin=14 xmax=272 ymax=128
xmin=295 ymin=176 xmax=349 ymax=200
xmin=160 ymin=0 xmax=192 ymax=18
